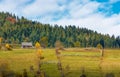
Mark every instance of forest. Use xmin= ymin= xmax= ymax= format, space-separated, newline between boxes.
xmin=0 ymin=12 xmax=120 ymax=48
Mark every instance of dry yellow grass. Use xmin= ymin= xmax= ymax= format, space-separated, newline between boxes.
xmin=0 ymin=48 xmax=120 ymax=77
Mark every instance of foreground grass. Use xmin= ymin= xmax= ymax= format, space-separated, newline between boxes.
xmin=0 ymin=48 xmax=120 ymax=77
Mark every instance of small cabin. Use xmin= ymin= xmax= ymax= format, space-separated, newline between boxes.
xmin=21 ymin=42 xmax=33 ymax=48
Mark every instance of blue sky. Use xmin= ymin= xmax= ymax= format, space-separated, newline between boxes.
xmin=0 ymin=0 xmax=120 ymax=36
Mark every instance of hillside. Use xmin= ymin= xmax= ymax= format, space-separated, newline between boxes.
xmin=0 ymin=12 xmax=120 ymax=48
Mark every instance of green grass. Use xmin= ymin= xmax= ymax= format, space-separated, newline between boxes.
xmin=0 ymin=48 xmax=120 ymax=77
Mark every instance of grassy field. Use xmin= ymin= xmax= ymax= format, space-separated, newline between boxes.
xmin=0 ymin=48 xmax=120 ymax=77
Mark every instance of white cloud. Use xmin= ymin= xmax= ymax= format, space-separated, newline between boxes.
xmin=0 ymin=0 xmax=33 ymax=16
xmin=0 ymin=0 xmax=120 ymax=36
xmin=51 ymin=13 xmax=120 ymax=36
xmin=49 ymin=1 xmax=120 ymax=36
xmin=22 ymin=0 xmax=59 ymax=16
xmin=0 ymin=0 xmax=17 ymax=12
xmin=68 ymin=1 xmax=100 ymax=19
xmin=110 ymin=0 xmax=120 ymax=3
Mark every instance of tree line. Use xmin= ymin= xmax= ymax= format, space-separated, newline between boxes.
xmin=0 ymin=12 xmax=120 ymax=48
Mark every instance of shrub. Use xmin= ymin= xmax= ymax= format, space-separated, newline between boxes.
xmin=0 ymin=62 xmax=10 ymax=77
xmin=55 ymin=40 xmax=63 ymax=49
xmin=105 ymin=73 xmax=115 ymax=77
xmin=35 ymin=42 xmax=41 ymax=49
xmin=5 ymin=43 xmax=12 ymax=51
xmin=80 ymin=74 xmax=86 ymax=77
xmin=23 ymin=69 xmax=28 ymax=77
xmin=97 ymin=43 xmax=103 ymax=49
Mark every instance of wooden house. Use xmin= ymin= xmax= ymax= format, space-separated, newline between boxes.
xmin=21 ymin=42 xmax=33 ymax=48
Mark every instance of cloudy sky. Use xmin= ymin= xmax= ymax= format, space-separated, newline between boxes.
xmin=0 ymin=0 xmax=120 ymax=36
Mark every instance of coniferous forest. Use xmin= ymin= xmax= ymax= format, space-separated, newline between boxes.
xmin=0 ymin=12 xmax=120 ymax=48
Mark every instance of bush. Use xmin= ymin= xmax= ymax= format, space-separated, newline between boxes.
xmin=80 ymin=74 xmax=86 ymax=77
xmin=0 ymin=62 xmax=9 ymax=77
xmin=35 ymin=42 xmax=41 ymax=48
xmin=5 ymin=43 xmax=12 ymax=51
xmin=105 ymin=73 xmax=115 ymax=77
xmin=55 ymin=40 xmax=64 ymax=49
xmin=97 ymin=43 xmax=103 ymax=49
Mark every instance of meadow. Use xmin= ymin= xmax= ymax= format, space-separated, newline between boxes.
xmin=0 ymin=48 xmax=120 ymax=77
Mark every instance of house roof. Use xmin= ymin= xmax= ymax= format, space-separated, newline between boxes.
xmin=21 ymin=42 xmax=33 ymax=46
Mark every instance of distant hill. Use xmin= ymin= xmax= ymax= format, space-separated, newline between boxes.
xmin=0 ymin=12 xmax=120 ymax=48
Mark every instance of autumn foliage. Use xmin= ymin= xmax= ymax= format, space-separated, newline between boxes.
xmin=36 ymin=49 xmax=42 ymax=58
xmin=35 ymin=42 xmax=41 ymax=48
xmin=35 ymin=42 xmax=44 ymax=59
xmin=5 ymin=43 xmax=12 ymax=50
xmin=6 ymin=17 xmax=16 ymax=24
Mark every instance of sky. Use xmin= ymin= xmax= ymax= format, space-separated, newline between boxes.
xmin=0 ymin=0 xmax=120 ymax=36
